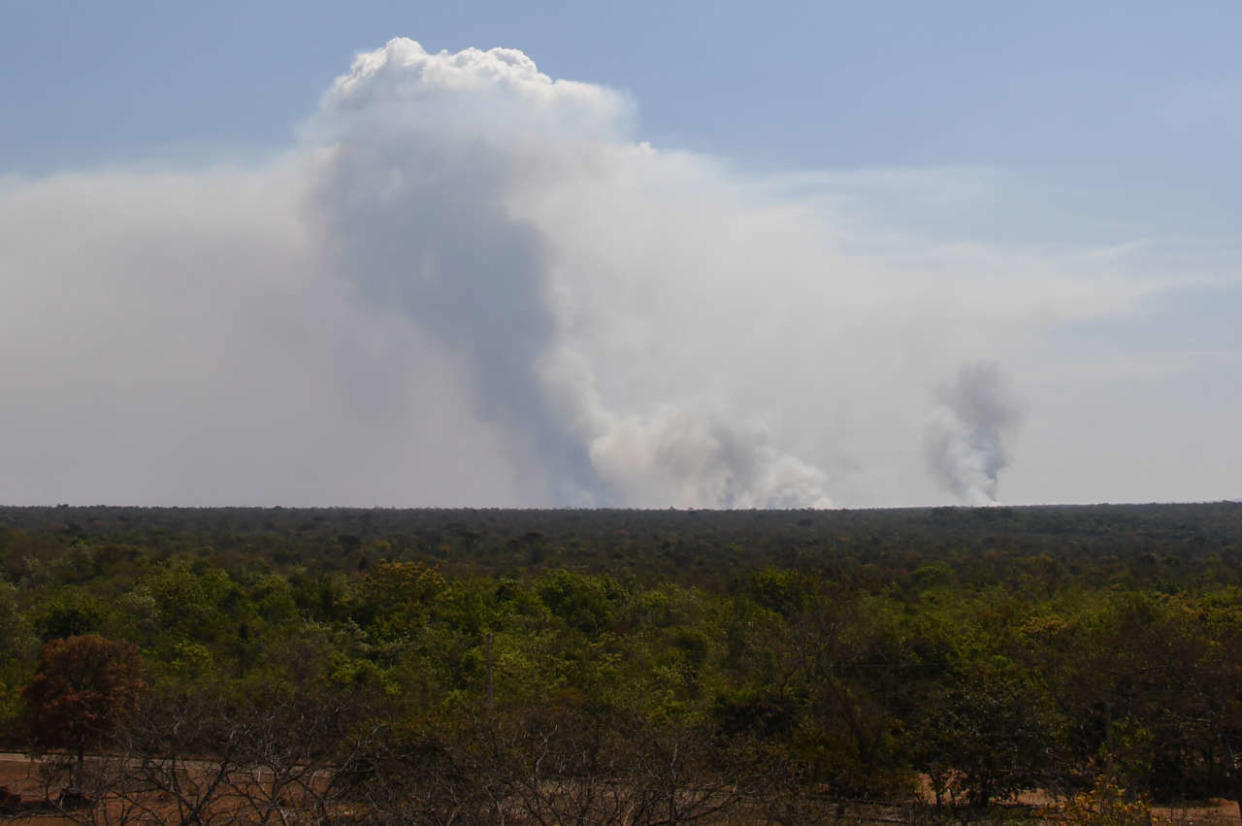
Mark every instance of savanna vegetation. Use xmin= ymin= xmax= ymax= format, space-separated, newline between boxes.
xmin=1 ymin=502 xmax=1241 ymax=824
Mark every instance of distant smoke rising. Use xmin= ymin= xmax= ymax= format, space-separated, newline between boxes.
xmin=312 ymin=39 xmax=833 ymax=507
xmin=11 ymin=39 xmax=1177 ymax=508
xmin=539 ymin=352 xmax=833 ymax=507
xmin=925 ymin=362 xmax=1021 ymax=505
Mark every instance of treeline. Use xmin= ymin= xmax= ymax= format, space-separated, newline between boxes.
xmin=1 ymin=505 xmax=1241 ymax=823
xmin=4 ymin=502 xmax=1242 ymax=584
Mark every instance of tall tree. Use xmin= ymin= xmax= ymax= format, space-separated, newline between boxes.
xmin=23 ymin=634 xmax=144 ymax=787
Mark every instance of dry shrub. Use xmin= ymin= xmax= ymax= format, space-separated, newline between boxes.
xmin=1063 ymin=776 xmax=1152 ymax=826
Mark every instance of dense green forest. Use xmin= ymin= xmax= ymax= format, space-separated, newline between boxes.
xmin=2 ymin=503 xmax=1242 ymax=824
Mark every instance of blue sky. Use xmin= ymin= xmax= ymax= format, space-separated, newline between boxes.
xmin=4 ymin=1 xmax=1237 ymax=174
xmin=1 ymin=2 xmax=1238 ymax=506
xmin=4 ymin=1 xmax=1239 ymax=245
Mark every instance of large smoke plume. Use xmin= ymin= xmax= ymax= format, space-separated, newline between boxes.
xmin=310 ymin=40 xmax=833 ymax=507
xmin=925 ymin=362 xmax=1022 ymax=505
xmin=0 ymin=38 xmax=1195 ymax=508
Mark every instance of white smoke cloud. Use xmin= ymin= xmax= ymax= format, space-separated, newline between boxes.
xmin=925 ymin=362 xmax=1022 ymax=505
xmin=0 ymin=38 xmax=1225 ymax=508
xmin=307 ymin=38 xmax=837 ymax=507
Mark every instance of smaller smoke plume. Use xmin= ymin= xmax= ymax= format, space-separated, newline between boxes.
xmin=587 ymin=404 xmax=834 ymax=509
xmin=537 ymin=349 xmax=834 ymax=508
xmin=925 ymin=362 xmax=1021 ymax=505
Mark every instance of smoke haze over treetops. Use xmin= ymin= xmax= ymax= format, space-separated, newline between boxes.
xmin=0 ymin=39 xmax=1231 ymax=507
xmin=925 ymin=363 xmax=1022 ymax=505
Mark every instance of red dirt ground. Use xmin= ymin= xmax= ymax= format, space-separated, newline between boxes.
xmin=1 ymin=752 xmax=1239 ymax=824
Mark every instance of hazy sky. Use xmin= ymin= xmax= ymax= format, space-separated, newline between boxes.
xmin=1 ymin=1 xmax=1238 ymax=507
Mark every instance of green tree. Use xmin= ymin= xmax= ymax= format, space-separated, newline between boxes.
xmin=915 ymin=655 xmax=1056 ymax=808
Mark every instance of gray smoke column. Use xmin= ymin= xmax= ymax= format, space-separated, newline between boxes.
xmin=308 ymin=38 xmax=833 ymax=507
xmin=925 ymin=362 xmax=1022 ymax=505
xmin=310 ymin=40 xmax=621 ymax=503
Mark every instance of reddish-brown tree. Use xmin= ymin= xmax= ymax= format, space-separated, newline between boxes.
xmin=22 ymin=634 xmax=144 ymax=788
